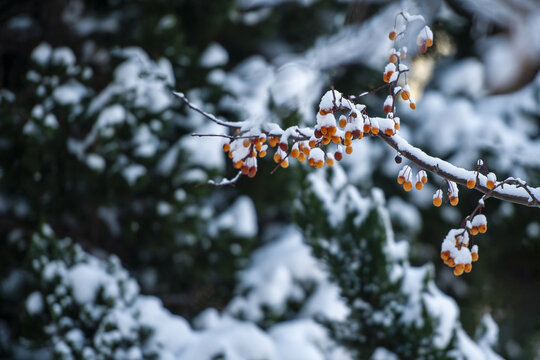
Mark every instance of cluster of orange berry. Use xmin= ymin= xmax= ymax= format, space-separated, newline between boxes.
xmin=385 ymin=39 xmax=416 ymax=110
xmin=396 ymin=163 xmax=461 ymax=207
xmin=440 ymin=213 xmax=487 ymax=276
xmin=222 ymin=134 xmax=268 ymax=178
xmin=430 ymin=181 xmax=459 ymax=207
xmin=440 ymin=229 xmax=480 ymax=276
xmin=221 ymin=89 xmax=404 ymax=175
xmin=397 ymin=165 xmax=428 ymax=192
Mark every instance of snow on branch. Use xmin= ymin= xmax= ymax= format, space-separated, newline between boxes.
xmin=381 ymin=134 xmax=540 ymax=208
xmin=178 ymin=12 xmax=539 ymax=276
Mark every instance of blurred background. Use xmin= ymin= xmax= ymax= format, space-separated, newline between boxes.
xmin=1 ymin=0 xmax=540 ymax=359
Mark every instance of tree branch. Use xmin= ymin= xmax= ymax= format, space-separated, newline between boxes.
xmin=173 ymin=92 xmax=245 ymax=129
xmin=380 ymin=134 xmax=540 ymax=208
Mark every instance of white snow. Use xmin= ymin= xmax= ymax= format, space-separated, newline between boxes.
xmin=32 ymin=43 xmax=52 ymax=65
xmin=200 ymin=43 xmax=229 ymax=68
xmin=211 ymin=196 xmax=257 ymax=238
xmin=67 ymin=263 xmax=117 ymax=304
xmin=25 ymin=291 xmax=44 ymax=315
xmin=53 ymin=80 xmax=87 ymax=106
xmin=122 ymin=164 xmax=146 ymax=186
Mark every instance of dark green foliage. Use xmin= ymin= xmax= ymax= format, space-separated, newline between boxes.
xmin=295 ymin=171 xmax=458 ymax=359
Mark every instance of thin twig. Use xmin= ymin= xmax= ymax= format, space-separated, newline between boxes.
xmin=173 ymin=92 xmax=244 ymax=129
xmin=208 ymin=171 xmax=242 ymax=187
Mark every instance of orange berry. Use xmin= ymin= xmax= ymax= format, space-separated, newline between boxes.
xmin=363 ymin=124 xmax=371 ymax=133
xmin=394 ymin=122 xmax=400 ymax=130
xmin=223 ymin=143 xmax=231 ymax=152
xmin=470 ymin=227 xmax=478 ymax=236
xmin=433 ymin=197 xmax=442 ymax=207
xmin=243 ymin=139 xmax=250 ymax=147
xmin=454 ymin=264 xmax=464 ymax=276
xmin=281 ymin=160 xmax=289 ymax=168
xmin=273 ymin=153 xmax=281 ymax=163
xmin=269 ymin=138 xmax=278 ymax=147
xmin=415 ymin=182 xmax=423 ymax=190
xmin=385 ymin=128 xmax=394 ymax=136
xmin=332 ymin=136 xmax=341 ymax=144
xmin=319 ymin=109 xmax=328 ymax=116
xmin=259 ymin=150 xmax=267 ymax=158
xmin=389 ymin=31 xmax=397 ymax=40
xmin=302 ymin=146 xmax=310 ymax=156
xmin=421 ymin=176 xmax=428 ymax=184
xmin=486 ymin=180 xmax=495 ymax=190
xmin=320 ymin=126 xmax=328 ymax=135
xmin=328 ymin=126 xmax=337 ymax=136
xmin=326 ymin=158 xmax=334 ymax=167
xmin=471 ymin=252 xmax=479 ymax=262
xmin=409 ymin=102 xmax=416 ymax=110
xmin=248 ymin=167 xmax=257 ymax=178
xmin=464 ymin=263 xmax=472 ymax=273
xmin=343 ymin=138 xmax=352 ymax=146
xmin=345 ymin=146 xmax=353 ymax=155
xmin=388 ymin=54 xmax=398 ymax=63
xmin=228 ymin=151 xmax=234 ymax=159
xmin=383 ymin=71 xmax=393 ymax=83
xmin=291 ymin=148 xmax=299 ymax=158
xmin=441 ymin=250 xmax=450 ymax=260
xmin=298 ymin=153 xmax=306 ymax=162
xmin=403 ymin=182 xmax=413 ymax=192
xmin=339 ymin=118 xmax=347 ymax=128
xmin=255 ymin=142 xmax=263 ymax=151
xmin=397 ymin=175 xmax=405 ymax=185
xmin=234 ymin=160 xmax=243 ymax=169
xmin=401 ymin=91 xmax=410 ymax=101
xmin=308 ymin=140 xmax=316 ymax=148
xmin=467 ymin=179 xmax=476 ymax=189
xmin=321 ymin=137 xmax=331 ymax=145
xmin=308 ymin=158 xmax=315 ymax=166
xmin=426 ymin=38 xmax=433 ymax=47
xmin=344 ymin=131 xmax=352 ymax=140
xmin=371 ymin=126 xmax=380 ymax=135
xmin=314 ymin=160 xmax=324 ymax=169
xmin=450 ymin=196 xmax=459 ymax=206
xmin=447 ymin=258 xmax=456 ymax=267
xmin=478 ymin=224 xmax=487 ymax=234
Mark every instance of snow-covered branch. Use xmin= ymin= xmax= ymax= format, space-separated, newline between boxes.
xmin=381 ymin=134 xmax=540 ymax=208
xmin=179 ymin=12 xmax=539 ymax=276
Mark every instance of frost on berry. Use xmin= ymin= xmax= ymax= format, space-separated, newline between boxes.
xmin=416 ymin=25 xmax=434 ymax=53
xmin=432 ymin=189 xmax=443 ymax=207
xmin=471 ymin=214 xmax=487 ymax=235
xmin=486 ymin=172 xmax=497 ymax=190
